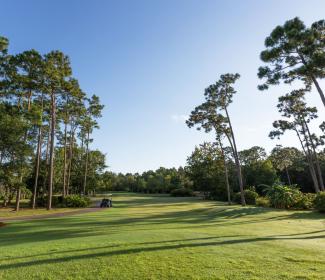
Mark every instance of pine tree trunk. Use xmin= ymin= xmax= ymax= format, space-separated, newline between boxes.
xmin=62 ymin=122 xmax=68 ymax=197
xmin=67 ymin=126 xmax=75 ymax=194
xmin=43 ymin=122 xmax=51 ymax=193
xmin=219 ymin=138 xmax=231 ymax=205
xmin=224 ymin=106 xmax=245 ymax=206
xmin=83 ymin=130 xmax=90 ymax=195
xmin=32 ymin=94 xmax=44 ymax=209
xmin=296 ymin=126 xmax=320 ymax=192
xmin=27 ymin=90 xmax=32 ymax=111
xmin=298 ymin=52 xmax=325 ymax=108
xmin=47 ymin=92 xmax=56 ymax=210
xmin=285 ymin=166 xmax=291 ymax=185
xmin=310 ymin=75 xmax=325 ymax=108
xmin=32 ymin=124 xmax=43 ymax=209
xmin=300 ymin=122 xmax=320 ymax=192
xmin=303 ymin=119 xmax=324 ymax=191
xmin=16 ymin=123 xmax=29 ymax=211
xmin=14 ymin=187 xmax=21 ymax=211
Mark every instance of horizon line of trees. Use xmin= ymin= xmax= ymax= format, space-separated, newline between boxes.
xmin=98 ymin=144 xmax=325 ymax=200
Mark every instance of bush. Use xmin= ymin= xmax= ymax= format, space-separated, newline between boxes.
xmin=35 ymin=195 xmax=90 ymax=208
xmin=265 ymin=184 xmax=303 ymax=209
xmin=294 ymin=193 xmax=316 ymax=210
xmin=233 ymin=189 xmax=259 ymax=205
xmin=170 ymin=188 xmax=194 ymax=197
xmin=256 ymin=196 xmax=270 ymax=207
xmin=314 ymin=192 xmax=325 ymax=213
xmin=64 ymin=195 xmax=91 ymax=208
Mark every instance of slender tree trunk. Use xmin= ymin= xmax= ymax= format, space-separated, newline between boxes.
xmin=32 ymin=124 xmax=43 ymax=208
xmin=62 ymin=122 xmax=68 ymax=197
xmin=16 ymin=122 xmax=29 ymax=211
xmin=218 ymin=138 xmax=231 ymax=205
xmin=83 ymin=130 xmax=90 ymax=195
xmin=303 ymin=119 xmax=324 ymax=191
xmin=3 ymin=187 xmax=9 ymax=207
xmin=42 ymin=123 xmax=51 ymax=194
xmin=32 ymin=94 xmax=44 ymax=209
xmin=27 ymin=90 xmax=32 ymax=111
xmin=224 ymin=106 xmax=246 ymax=206
xmin=285 ymin=166 xmax=291 ymax=185
xmin=14 ymin=187 xmax=21 ymax=211
xmin=47 ymin=92 xmax=56 ymax=210
xmin=300 ymin=122 xmax=320 ymax=192
xmin=310 ymin=75 xmax=325 ymax=108
xmin=298 ymin=52 xmax=325 ymax=108
xmin=67 ymin=126 xmax=75 ymax=194
xmin=15 ymin=155 xmax=23 ymax=211
xmin=295 ymin=129 xmax=319 ymax=193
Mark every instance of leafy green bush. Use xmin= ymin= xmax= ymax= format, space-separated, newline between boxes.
xmin=64 ymin=195 xmax=91 ymax=208
xmin=294 ymin=193 xmax=316 ymax=210
xmin=256 ymin=196 xmax=270 ymax=207
xmin=36 ymin=195 xmax=90 ymax=208
xmin=314 ymin=192 xmax=325 ymax=213
xmin=233 ymin=189 xmax=259 ymax=205
xmin=170 ymin=188 xmax=194 ymax=197
xmin=265 ymin=184 xmax=303 ymax=209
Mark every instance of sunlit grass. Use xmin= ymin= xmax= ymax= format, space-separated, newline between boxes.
xmin=0 ymin=193 xmax=324 ymax=279
xmin=0 ymin=207 xmax=85 ymax=218
xmin=0 ymin=197 xmax=101 ymax=219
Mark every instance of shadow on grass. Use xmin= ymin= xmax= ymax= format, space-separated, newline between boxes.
xmin=1 ymin=231 xmax=325 ymax=270
xmin=0 ymin=235 xmax=241 ymax=262
xmin=1 ymin=192 xmax=324 ymax=251
xmin=0 ymin=201 xmax=324 ymax=248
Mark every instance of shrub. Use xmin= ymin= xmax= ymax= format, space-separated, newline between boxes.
xmin=256 ymin=196 xmax=270 ymax=207
xmin=314 ymin=192 xmax=325 ymax=213
xmin=265 ymin=184 xmax=303 ymax=209
xmin=170 ymin=188 xmax=194 ymax=197
xmin=233 ymin=189 xmax=259 ymax=205
xmin=294 ymin=193 xmax=316 ymax=210
xmin=64 ymin=195 xmax=91 ymax=208
xmin=35 ymin=195 xmax=90 ymax=208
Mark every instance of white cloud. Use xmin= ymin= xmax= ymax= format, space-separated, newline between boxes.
xmin=171 ymin=114 xmax=188 ymax=123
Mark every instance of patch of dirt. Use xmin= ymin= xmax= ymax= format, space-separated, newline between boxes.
xmin=0 ymin=222 xmax=6 ymax=228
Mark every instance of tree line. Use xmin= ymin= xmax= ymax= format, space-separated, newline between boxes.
xmin=0 ymin=36 xmax=105 ymax=211
xmin=99 ymin=144 xmax=324 ymax=199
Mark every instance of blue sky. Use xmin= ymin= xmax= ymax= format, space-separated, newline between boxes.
xmin=1 ymin=0 xmax=325 ymax=173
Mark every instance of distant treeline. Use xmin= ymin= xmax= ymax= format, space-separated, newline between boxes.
xmin=99 ymin=145 xmax=325 ymax=201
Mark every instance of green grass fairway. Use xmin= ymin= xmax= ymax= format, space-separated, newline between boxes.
xmin=0 ymin=207 xmax=85 ymax=218
xmin=0 ymin=193 xmax=325 ymax=279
